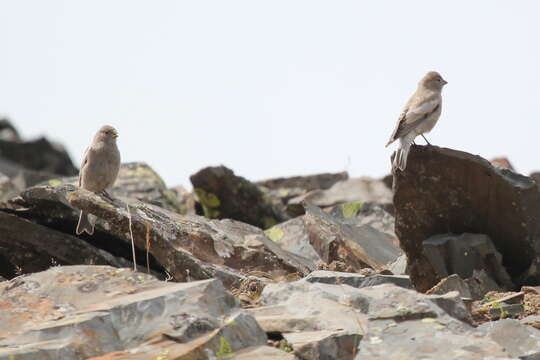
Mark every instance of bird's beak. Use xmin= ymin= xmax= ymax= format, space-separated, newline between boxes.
xmin=442 ymin=79 xmax=448 ymax=85
xmin=113 ymin=132 xmax=119 ymax=138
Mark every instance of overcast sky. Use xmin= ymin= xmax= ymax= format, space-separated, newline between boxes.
xmin=1 ymin=1 xmax=539 ymax=187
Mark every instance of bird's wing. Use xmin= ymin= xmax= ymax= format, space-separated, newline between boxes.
xmin=385 ymin=98 xmax=440 ymax=146
xmin=78 ymin=147 xmax=90 ymax=187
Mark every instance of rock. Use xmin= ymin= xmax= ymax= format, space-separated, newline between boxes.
xmin=169 ymin=185 xmax=197 ymax=215
xmin=0 ymin=211 xmax=134 ymax=279
xmin=427 ymin=274 xmax=473 ymax=299
xmin=46 ymin=162 xmax=184 ymax=213
xmin=250 ymin=279 xmax=508 ymax=359
xmin=305 ymin=270 xmax=411 ymax=289
xmin=190 ymin=166 xmax=288 ymax=229
xmin=0 ymin=118 xmax=21 ymax=141
xmin=478 ymin=319 xmax=540 ymax=358
xmin=287 ymin=177 xmax=392 ymax=215
xmin=490 ymin=157 xmax=515 ymax=171
xmin=264 ymin=202 xmax=401 ymax=272
xmin=0 ymin=157 xmax=59 ymax=190
xmin=257 ymin=171 xmax=349 ymax=192
xmin=423 ymin=233 xmax=513 ymax=290
xmin=464 ymin=269 xmax=504 ymax=300
xmin=304 ymin=202 xmax=401 ymax=271
xmin=393 ymin=145 xmax=540 ymax=292
xmin=385 ymin=254 xmax=407 ymax=275
xmin=0 ymin=137 xmax=77 ymax=176
xmin=0 ymin=266 xmax=267 ymax=360
xmin=0 ymin=172 xmax=23 ymax=202
xmin=6 ymin=184 xmax=309 ymax=288
xmin=235 ymin=346 xmax=295 ymax=359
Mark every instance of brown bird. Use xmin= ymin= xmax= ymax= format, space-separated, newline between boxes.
xmin=76 ymin=125 xmax=121 ymax=235
xmin=386 ymin=71 xmax=447 ymax=170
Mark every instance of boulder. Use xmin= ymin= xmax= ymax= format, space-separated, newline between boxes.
xmin=0 ymin=266 xmax=267 ymax=360
xmin=257 ymin=171 xmax=349 ymax=192
xmin=190 ymin=166 xmax=288 ymax=229
xmin=287 ymin=177 xmax=392 ymax=216
xmin=265 ymin=202 xmax=401 ymax=271
xmin=0 ymin=211 xmax=134 ymax=279
xmin=5 ymin=184 xmax=310 ymax=288
xmin=393 ymin=145 xmax=540 ymax=291
xmin=249 ymin=278 xmax=510 ymax=359
xmin=0 ymin=137 xmax=77 ymax=176
xmin=0 ymin=118 xmax=21 ymax=142
xmin=478 ymin=319 xmax=540 ymax=358
xmin=423 ymin=233 xmax=513 ymax=289
xmin=304 ymin=270 xmax=411 ymax=289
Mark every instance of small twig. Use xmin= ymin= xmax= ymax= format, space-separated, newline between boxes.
xmin=126 ymin=204 xmax=136 ymax=272
xmin=145 ymin=222 xmax=151 ymax=274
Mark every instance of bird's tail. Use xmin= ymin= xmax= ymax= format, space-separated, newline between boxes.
xmin=76 ymin=211 xmax=95 ymax=235
xmin=393 ymin=134 xmax=415 ymax=171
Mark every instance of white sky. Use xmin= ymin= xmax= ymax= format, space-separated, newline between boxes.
xmin=1 ymin=1 xmax=539 ymax=187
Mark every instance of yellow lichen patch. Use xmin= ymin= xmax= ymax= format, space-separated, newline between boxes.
xmin=265 ymin=227 xmax=284 ymax=242
xmin=216 ymin=336 xmax=235 ymax=359
xmin=48 ymin=179 xmax=63 ymax=186
xmin=341 ymin=201 xmax=363 ymax=218
xmin=194 ymin=188 xmax=221 ymax=219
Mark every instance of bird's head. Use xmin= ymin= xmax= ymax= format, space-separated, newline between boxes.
xmin=420 ymin=71 xmax=448 ymax=91
xmin=95 ymin=125 xmax=119 ymax=143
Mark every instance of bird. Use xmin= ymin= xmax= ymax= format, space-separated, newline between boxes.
xmin=386 ymin=71 xmax=447 ymax=170
xmin=76 ymin=125 xmax=121 ymax=235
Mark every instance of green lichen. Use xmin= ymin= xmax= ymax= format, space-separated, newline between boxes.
xmin=216 ymin=336 xmax=235 ymax=359
xmin=341 ymin=201 xmax=363 ymax=218
xmin=279 ymin=342 xmax=294 ymax=353
xmin=265 ymin=227 xmax=284 ymax=242
xmin=262 ymin=216 xmax=277 ymax=229
xmin=48 ymin=179 xmax=63 ymax=186
xmin=155 ymin=348 xmax=170 ymax=360
xmin=194 ymin=188 xmax=221 ymax=219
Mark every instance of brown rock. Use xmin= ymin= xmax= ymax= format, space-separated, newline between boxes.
xmin=190 ymin=166 xmax=288 ymax=229
xmin=393 ymin=145 xmax=540 ymax=292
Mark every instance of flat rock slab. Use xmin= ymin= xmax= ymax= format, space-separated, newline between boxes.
xmin=393 ymin=145 xmax=540 ymax=291
xmin=249 ymin=279 xmax=516 ymax=359
xmin=0 ymin=266 xmax=266 ymax=360
xmin=305 ymin=270 xmax=411 ymax=289
xmin=478 ymin=319 xmax=540 ymax=358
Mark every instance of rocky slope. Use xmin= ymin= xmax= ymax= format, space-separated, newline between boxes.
xmin=1 ymin=119 xmax=540 ymax=359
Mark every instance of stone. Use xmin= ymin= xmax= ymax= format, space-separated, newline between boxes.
xmin=478 ymin=319 xmax=540 ymax=358
xmin=190 ymin=166 xmax=288 ymax=229
xmin=423 ymin=233 xmax=513 ymax=290
xmin=305 ymin=270 xmax=411 ymax=289
xmin=385 ymin=254 xmax=407 ymax=275
xmin=464 ymin=269 xmax=503 ymax=300
xmin=0 ymin=137 xmax=78 ymax=176
xmin=0 ymin=211 xmax=134 ymax=279
xmin=426 ymin=274 xmax=473 ymax=299
xmin=169 ymin=185 xmax=197 ymax=215
xmin=393 ymin=145 xmax=540 ymax=291
xmin=0 ymin=118 xmax=21 ymax=141
xmin=250 ymin=279 xmax=508 ymax=359
xmin=6 ymin=184 xmax=309 ymax=288
xmin=235 ymin=346 xmax=296 ymax=359
xmin=303 ymin=202 xmax=401 ymax=271
xmin=490 ymin=157 xmax=515 ymax=171
xmin=257 ymin=171 xmax=349 ymax=192
xmin=0 ymin=266 xmax=267 ymax=360
xmin=287 ymin=177 xmax=392 ymax=215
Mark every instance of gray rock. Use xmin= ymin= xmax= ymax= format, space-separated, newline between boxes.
xmin=235 ymin=345 xmax=296 ymax=359
xmin=478 ymin=319 xmax=540 ymax=358
xmin=6 ymin=184 xmax=310 ymax=287
xmin=190 ymin=165 xmax=288 ymax=229
xmin=423 ymin=233 xmax=513 ymax=289
xmin=0 ymin=266 xmax=266 ymax=360
xmin=305 ymin=270 xmax=411 ymax=289
xmin=0 ymin=211 xmax=135 ymax=279
xmin=427 ymin=274 xmax=473 ymax=298
xmin=288 ymin=177 xmax=392 ymax=212
xmin=393 ymin=145 xmax=540 ymax=292
xmin=250 ymin=279 xmax=506 ymax=359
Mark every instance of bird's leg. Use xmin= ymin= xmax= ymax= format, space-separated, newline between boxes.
xmin=421 ymin=134 xmax=432 ymax=146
